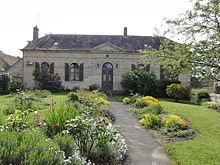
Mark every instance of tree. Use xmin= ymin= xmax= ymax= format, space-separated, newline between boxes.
xmin=33 ymin=69 xmax=62 ymax=92
xmin=141 ymin=0 xmax=220 ymax=80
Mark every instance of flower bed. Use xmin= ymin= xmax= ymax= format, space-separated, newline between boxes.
xmin=122 ymin=95 xmax=195 ymax=140
xmin=0 ymin=90 xmax=127 ymax=165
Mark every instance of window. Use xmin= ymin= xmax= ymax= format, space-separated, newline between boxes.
xmin=137 ymin=64 xmax=145 ymax=69
xmin=65 ymin=63 xmax=84 ymax=81
xmin=70 ymin=63 xmax=80 ymax=81
xmin=41 ymin=62 xmax=49 ymax=72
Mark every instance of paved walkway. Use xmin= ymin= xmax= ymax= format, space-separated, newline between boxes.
xmin=109 ymin=98 xmax=171 ymax=165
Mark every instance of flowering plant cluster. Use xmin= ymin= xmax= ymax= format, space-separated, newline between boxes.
xmin=95 ymin=97 xmax=111 ymax=105
xmin=124 ymin=95 xmax=193 ymax=137
xmin=0 ymin=90 xmax=127 ymax=165
xmin=122 ymin=97 xmax=131 ymax=104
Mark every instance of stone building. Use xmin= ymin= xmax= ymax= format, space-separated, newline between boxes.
xmin=0 ymin=50 xmax=20 ymax=71
xmin=21 ymin=26 xmax=190 ymax=90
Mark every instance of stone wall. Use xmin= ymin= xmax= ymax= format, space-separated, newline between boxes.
xmin=22 ymin=49 xmax=157 ymax=90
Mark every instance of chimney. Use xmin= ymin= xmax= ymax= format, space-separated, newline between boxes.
xmin=124 ymin=27 xmax=127 ymax=36
xmin=33 ymin=25 xmax=39 ymax=40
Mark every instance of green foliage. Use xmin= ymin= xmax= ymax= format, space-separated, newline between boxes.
xmin=64 ymin=116 xmax=127 ymax=164
xmin=0 ymin=131 xmax=63 ymax=165
xmin=33 ymin=70 xmax=62 ymax=92
xmin=121 ymin=69 xmax=158 ymax=96
xmin=201 ymin=101 xmax=218 ymax=109
xmin=139 ymin=113 xmax=160 ymax=128
xmin=67 ymin=92 xmax=79 ymax=102
xmin=141 ymin=0 xmax=220 ymax=79
xmin=122 ymin=97 xmax=131 ymax=104
xmin=10 ymin=80 xmax=22 ymax=92
xmin=0 ymin=73 xmax=10 ymax=95
xmin=33 ymin=89 xmax=51 ymax=98
xmin=157 ymin=80 xmax=181 ymax=97
xmin=190 ymin=88 xmax=210 ymax=104
xmin=166 ymin=83 xmax=188 ymax=101
xmin=89 ymin=84 xmax=100 ymax=91
xmin=53 ymin=134 xmax=76 ymax=158
xmin=162 ymin=114 xmax=188 ymax=131
xmin=160 ymin=100 xmax=220 ymax=164
xmin=3 ymin=109 xmax=33 ymax=131
xmin=45 ymin=103 xmax=81 ymax=136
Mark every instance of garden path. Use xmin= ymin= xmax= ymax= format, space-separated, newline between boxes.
xmin=109 ymin=98 xmax=171 ymax=165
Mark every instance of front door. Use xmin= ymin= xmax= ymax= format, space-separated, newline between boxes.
xmin=102 ymin=62 xmax=113 ymax=90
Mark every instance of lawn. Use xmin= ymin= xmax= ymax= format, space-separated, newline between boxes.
xmin=160 ymin=100 xmax=220 ymax=165
xmin=116 ymin=96 xmax=220 ymax=165
xmin=0 ymin=92 xmax=67 ymax=124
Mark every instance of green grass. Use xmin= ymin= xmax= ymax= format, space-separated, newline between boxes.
xmin=160 ymin=100 xmax=220 ymax=165
xmin=116 ymin=95 xmax=220 ymax=164
xmin=0 ymin=92 xmax=67 ymax=123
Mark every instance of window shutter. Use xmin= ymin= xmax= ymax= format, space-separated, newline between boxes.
xmin=50 ymin=63 xmax=54 ymax=74
xmin=65 ymin=63 xmax=69 ymax=81
xmin=35 ymin=62 xmax=40 ymax=71
xmin=131 ymin=64 xmax=136 ymax=71
xmin=79 ymin=63 xmax=84 ymax=81
xmin=160 ymin=65 xmax=165 ymax=80
xmin=145 ymin=64 xmax=150 ymax=71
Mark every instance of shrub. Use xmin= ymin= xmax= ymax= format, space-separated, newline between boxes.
xmin=0 ymin=73 xmax=10 ymax=95
xmin=10 ymin=80 xmax=22 ymax=92
xmin=166 ymin=83 xmax=187 ymax=101
xmin=95 ymin=97 xmax=111 ymax=105
xmin=134 ymin=96 xmax=159 ymax=108
xmin=33 ymin=70 xmax=62 ymax=92
xmin=0 ymin=131 xmax=63 ymax=165
xmin=190 ymin=88 xmax=210 ymax=104
xmin=121 ymin=69 xmax=157 ymax=96
xmin=33 ymin=89 xmax=51 ymax=98
xmin=156 ymin=79 xmax=181 ymax=97
xmin=201 ymin=101 xmax=218 ymax=109
xmin=67 ymin=92 xmax=79 ymax=102
xmin=45 ymin=103 xmax=81 ymax=136
xmin=162 ymin=114 xmax=188 ymax=131
xmin=89 ymin=84 xmax=100 ymax=91
xmin=64 ymin=116 xmax=127 ymax=164
xmin=139 ymin=113 xmax=160 ymax=128
xmin=53 ymin=134 xmax=76 ymax=158
xmin=123 ymin=97 xmax=131 ymax=104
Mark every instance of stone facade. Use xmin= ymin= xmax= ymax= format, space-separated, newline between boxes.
xmin=21 ymin=26 xmax=190 ymax=90
xmin=22 ymin=47 xmax=159 ymax=90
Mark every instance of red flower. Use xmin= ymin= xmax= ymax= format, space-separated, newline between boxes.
xmin=52 ymin=123 xmax=59 ymax=129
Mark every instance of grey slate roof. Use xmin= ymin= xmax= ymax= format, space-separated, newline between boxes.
xmin=0 ymin=50 xmax=20 ymax=66
xmin=23 ymin=34 xmax=161 ymax=51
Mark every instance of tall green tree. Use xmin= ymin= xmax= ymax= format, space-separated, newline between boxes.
xmin=141 ymin=0 xmax=220 ymax=80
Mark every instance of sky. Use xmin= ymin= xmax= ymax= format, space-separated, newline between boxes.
xmin=0 ymin=0 xmax=192 ymax=57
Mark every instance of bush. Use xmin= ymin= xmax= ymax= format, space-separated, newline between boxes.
xmin=122 ymin=97 xmax=131 ymax=104
xmin=10 ymin=80 xmax=22 ymax=92
xmin=139 ymin=113 xmax=160 ymax=128
xmin=53 ymin=134 xmax=76 ymax=158
xmin=190 ymin=88 xmax=210 ymax=104
xmin=33 ymin=89 xmax=51 ymax=98
xmin=201 ymin=101 xmax=218 ymax=109
xmin=134 ymin=96 xmax=159 ymax=108
xmin=0 ymin=73 xmax=10 ymax=95
xmin=166 ymin=83 xmax=187 ymax=101
xmin=0 ymin=131 xmax=63 ymax=165
xmin=89 ymin=84 xmax=100 ymax=91
xmin=45 ymin=103 xmax=81 ymax=136
xmin=121 ymin=69 xmax=158 ymax=96
xmin=156 ymin=79 xmax=181 ymax=97
xmin=67 ymin=92 xmax=79 ymax=102
xmin=162 ymin=114 xmax=188 ymax=131
xmin=64 ymin=116 xmax=127 ymax=164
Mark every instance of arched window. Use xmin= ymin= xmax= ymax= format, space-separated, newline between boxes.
xmin=70 ymin=63 xmax=80 ymax=81
xmin=137 ymin=64 xmax=145 ymax=69
xmin=41 ymin=62 xmax=49 ymax=73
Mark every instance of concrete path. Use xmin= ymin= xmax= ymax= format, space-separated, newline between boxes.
xmin=109 ymin=98 xmax=171 ymax=165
